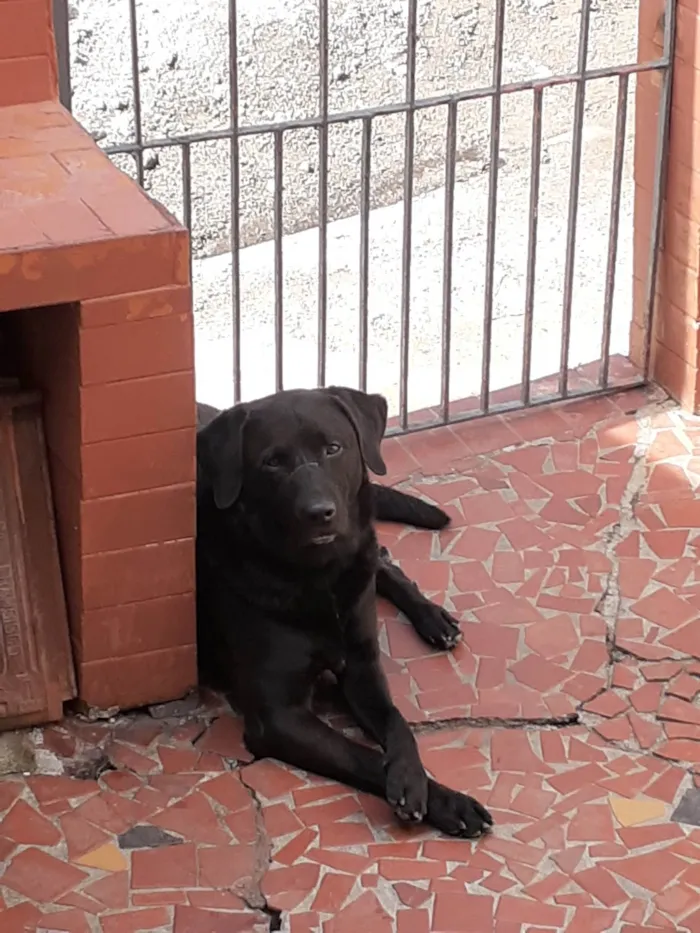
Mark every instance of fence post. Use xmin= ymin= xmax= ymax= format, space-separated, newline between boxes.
xmin=630 ymin=0 xmax=700 ymax=408
xmin=52 ymin=0 xmax=72 ymax=109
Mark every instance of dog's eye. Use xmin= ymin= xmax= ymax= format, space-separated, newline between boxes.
xmin=325 ymin=443 xmax=342 ymax=457
xmin=262 ymin=454 xmax=283 ymax=469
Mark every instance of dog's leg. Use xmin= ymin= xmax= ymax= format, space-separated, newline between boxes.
xmin=340 ymin=624 xmax=428 ymax=823
xmin=340 ymin=592 xmax=491 ymax=836
xmin=372 ymin=484 xmax=449 ymax=530
xmin=376 ymin=546 xmax=462 ymax=650
xmin=245 ymin=705 xmax=491 ymax=839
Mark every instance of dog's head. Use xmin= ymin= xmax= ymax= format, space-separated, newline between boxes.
xmin=197 ymin=387 xmax=388 ymax=563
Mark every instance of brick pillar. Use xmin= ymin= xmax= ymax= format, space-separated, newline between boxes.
xmin=12 ymin=283 xmax=198 ymax=712
xmin=74 ymin=288 xmax=197 ymax=709
xmin=632 ymin=0 xmax=700 ymax=409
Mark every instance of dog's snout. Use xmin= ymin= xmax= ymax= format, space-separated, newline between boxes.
xmin=304 ymin=500 xmax=337 ymax=524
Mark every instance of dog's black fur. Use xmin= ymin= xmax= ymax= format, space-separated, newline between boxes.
xmin=196 ymin=389 xmax=492 ymax=837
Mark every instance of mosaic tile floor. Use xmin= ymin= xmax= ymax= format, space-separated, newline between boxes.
xmin=4 ymin=385 xmax=700 ymax=932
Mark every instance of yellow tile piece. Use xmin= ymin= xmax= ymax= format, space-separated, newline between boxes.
xmin=609 ymin=795 xmax=668 ymax=828
xmin=76 ymin=843 xmax=128 ymax=872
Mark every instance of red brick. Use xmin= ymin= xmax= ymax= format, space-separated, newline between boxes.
xmin=0 ymin=57 xmax=55 ymax=108
xmin=79 ymin=593 xmax=196 ymax=662
xmin=81 ymin=537 xmax=194 ymax=609
xmin=81 ymin=428 xmax=195 ymax=499
xmin=80 ymin=285 xmax=192 ymax=328
xmin=81 ymin=483 xmax=195 ymax=553
xmin=80 ymin=312 xmax=192 ymax=386
xmin=80 ymin=370 xmax=195 ymax=443
xmin=78 ymin=645 xmax=197 ymax=710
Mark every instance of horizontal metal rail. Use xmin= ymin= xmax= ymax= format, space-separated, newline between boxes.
xmin=99 ymin=57 xmax=670 ymax=157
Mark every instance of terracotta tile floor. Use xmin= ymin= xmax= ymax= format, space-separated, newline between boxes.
xmin=5 ymin=385 xmax=700 ymax=932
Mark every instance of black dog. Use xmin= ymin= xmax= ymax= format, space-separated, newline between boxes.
xmin=196 ymin=388 xmax=492 ymax=838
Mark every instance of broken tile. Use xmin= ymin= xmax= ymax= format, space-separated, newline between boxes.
xmin=117 ymin=825 xmax=183 ymax=849
xmin=0 ymin=799 xmax=61 ymax=847
xmin=609 ymin=795 xmax=668 ymax=827
xmin=671 ymin=787 xmax=700 ymax=827
xmin=584 ymin=691 xmax=629 ymax=718
xmin=76 ymin=844 xmax=128 ymax=872
xmin=2 ymin=848 xmax=88 ymax=902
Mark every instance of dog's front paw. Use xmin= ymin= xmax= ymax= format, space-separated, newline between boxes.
xmin=385 ymin=755 xmax=428 ymax=823
xmin=426 ymin=781 xmax=493 ymax=838
xmin=413 ymin=604 xmax=462 ymax=650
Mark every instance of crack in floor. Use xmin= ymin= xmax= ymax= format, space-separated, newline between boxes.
xmin=594 ymin=409 xmax=653 ymax=675
xmin=412 ymin=712 xmax=579 ymax=732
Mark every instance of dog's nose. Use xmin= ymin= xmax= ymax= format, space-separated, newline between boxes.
xmin=304 ymin=500 xmax=337 ymax=524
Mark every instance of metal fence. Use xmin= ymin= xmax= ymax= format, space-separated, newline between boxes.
xmin=52 ymin=0 xmax=676 ymax=434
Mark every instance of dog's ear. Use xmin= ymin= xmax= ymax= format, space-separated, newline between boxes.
xmin=197 ymin=404 xmax=249 ymax=509
xmin=326 ymin=386 xmax=388 ymax=476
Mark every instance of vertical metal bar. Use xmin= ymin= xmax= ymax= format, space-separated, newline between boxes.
xmin=398 ymin=0 xmax=419 ymax=429
xmin=359 ymin=117 xmax=372 ymax=393
xmin=182 ymin=144 xmax=192 ymax=232
xmin=558 ymin=0 xmax=592 ymax=397
xmin=181 ymin=143 xmax=193 ymax=284
xmin=643 ymin=0 xmax=677 ymax=379
xmin=52 ymin=0 xmax=72 ymax=110
xmin=127 ymin=0 xmax=144 ymax=186
xmin=521 ymin=88 xmax=543 ymax=405
xmin=599 ymin=74 xmax=629 ymax=389
xmin=317 ymin=0 xmax=329 ymax=387
xmin=228 ymin=0 xmax=242 ymax=403
xmin=440 ymin=102 xmax=458 ymax=424
xmin=274 ymin=130 xmax=285 ymax=393
xmin=480 ymin=0 xmax=507 ymax=414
